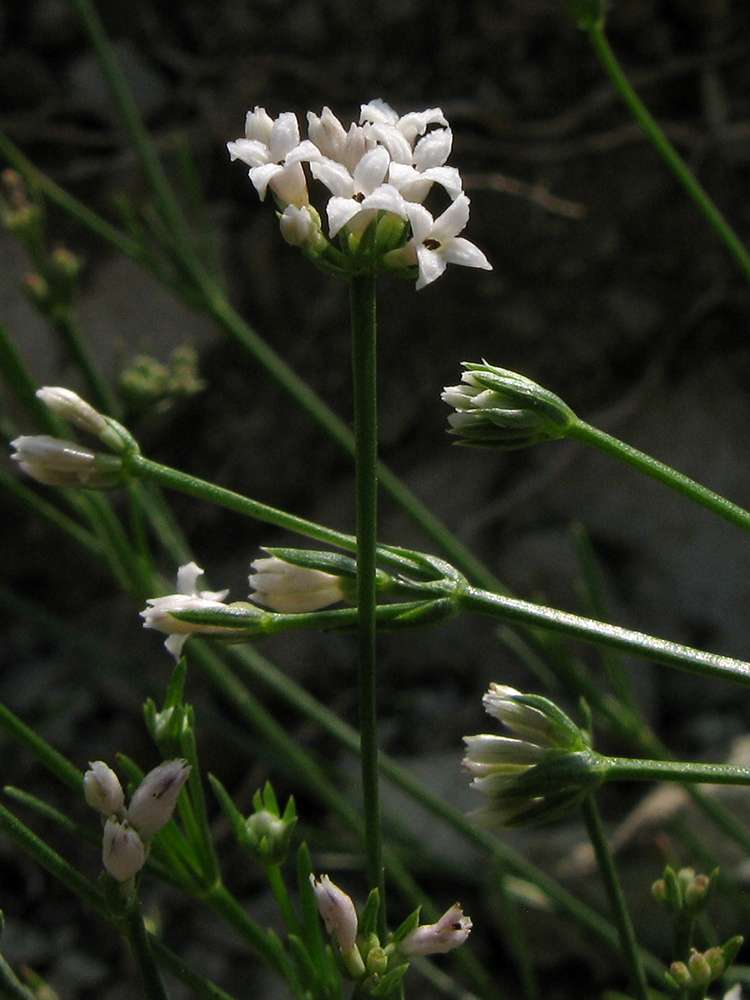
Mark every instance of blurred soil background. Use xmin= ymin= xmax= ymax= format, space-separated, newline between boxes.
xmin=2 ymin=0 xmax=750 ymax=997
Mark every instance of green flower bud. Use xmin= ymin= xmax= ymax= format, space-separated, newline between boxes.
xmin=442 ymin=362 xmax=577 ymax=449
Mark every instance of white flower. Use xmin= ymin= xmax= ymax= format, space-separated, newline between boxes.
xmin=248 ymin=553 xmax=345 ymax=613
xmin=297 ymin=107 xmax=368 ymax=175
xmin=311 ymin=144 xmax=407 ymax=238
xmin=359 ymin=99 xmax=448 ymax=145
xmin=140 ymin=561 xmax=231 ymax=659
xmin=402 ymin=194 xmax=492 ymax=289
xmin=310 ymin=874 xmax=358 ymax=953
xmin=399 ymin=904 xmax=472 ymax=956
xmin=227 ymin=107 xmax=309 ymax=206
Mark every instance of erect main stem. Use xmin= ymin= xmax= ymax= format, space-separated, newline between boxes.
xmin=349 ymin=273 xmax=385 ymax=926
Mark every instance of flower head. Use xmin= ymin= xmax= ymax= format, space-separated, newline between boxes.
xmin=248 ymin=553 xmax=346 ymax=613
xmin=399 ymin=904 xmax=472 ymax=956
xmin=141 ymin=562 xmax=232 ymax=659
xmin=228 ymin=99 xmax=491 ymax=288
xmin=464 ymin=685 xmax=599 ymax=827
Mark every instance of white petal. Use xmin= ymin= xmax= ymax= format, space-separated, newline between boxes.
xmin=226 ymin=138 xmax=271 ymax=168
xmin=352 ymin=145 xmax=391 ymax=194
xmin=177 ymin=562 xmax=204 ymax=595
xmin=364 ymin=122 xmax=413 ymax=164
xmin=396 ymin=107 xmax=448 ymax=142
xmin=413 ymin=128 xmax=452 ymax=170
xmin=285 ymin=138 xmax=324 ymax=164
xmin=268 ymin=112 xmax=300 ymax=161
xmin=311 ymin=159 xmax=355 ymax=197
xmin=243 ymin=107 xmax=274 ymax=144
xmin=360 ymin=99 xmax=398 ymax=125
xmin=248 ymin=162 xmax=284 ymax=200
xmin=419 ymin=166 xmax=463 ymax=200
xmin=432 ymin=194 xmax=471 ymax=241
xmin=327 ymin=197 xmax=362 ymax=237
xmin=359 ymin=184 xmax=408 ymax=219
xmin=405 ymin=202 xmax=434 ymax=243
xmin=441 ymin=237 xmax=492 ymax=271
xmin=415 ymin=245 xmax=447 ymax=289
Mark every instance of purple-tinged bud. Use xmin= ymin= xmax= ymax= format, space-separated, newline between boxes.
xmin=399 ymin=904 xmax=472 ymax=956
xmin=84 ymin=761 xmax=125 ymax=817
xmin=127 ymin=759 xmax=191 ymax=839
xmin=102 ymin=817 xmax=146 ymax=883
xmin=310 ymin=874 xmax=358 ymax=954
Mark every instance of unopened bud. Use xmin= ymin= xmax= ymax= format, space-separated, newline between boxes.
xmin=84 ymin=761 xmax=125 ymax=817
xmin=10 ymin=435 xmax=124 ymax=488
xmin=102 ymin=817 xmax=146 ymax=883
xmin=127 ymin=759 xmax=191 ymax=839
xmin=249 ymin=553 xmax=346 ymax=613
xmin=310 ymin=874 xmax=358 ymax=954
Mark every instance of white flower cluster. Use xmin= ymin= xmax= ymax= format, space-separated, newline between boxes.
xmin=84 ymin=759 xmax=191 ymax=883
xmin=228 ymin=99 xmax=491 ymax=289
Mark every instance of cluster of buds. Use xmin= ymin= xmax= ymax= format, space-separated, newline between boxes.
xmin=463 ymin=684 xmax=602 ymax=826
xmin=310 ymin=874 xmax=471 ymax=994
xmin=10 ymin=386 xmax=136 ymax=488
xmin=652 ymin=865 xmax=717 ymax=922
xmin=228 ymin=100 xmax=491 ymax=289
xmin=665 ymin=939 xmax=743 ymax=1000
xmin=84 ymin=759 xmax=191 ymax=886
xmin=442 ymin=362 xmax=577 ymax=449
xmin=141 ymin=553 xmax=351 ymax=659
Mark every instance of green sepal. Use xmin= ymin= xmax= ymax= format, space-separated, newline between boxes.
xmin=357 ymin=888 xmax=380 ymax=939
xmin=389 ymin=906 xmax=421 ymax=945
xmin=262 ymin=546 xmax=358 ymax=579
xmin=369 ymin=962 xmax=409 ymax=997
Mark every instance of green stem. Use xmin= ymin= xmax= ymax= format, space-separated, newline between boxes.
xmin=349 ymin=273 xmax=384 ymax=926
xmin=459 ymin=585 xmax=750 ymax=686
xmin=201 ymin=880 xmax=290 ymax=978
xmin=568 ymin=420 xmax=750 ymax=535
xmin=604 ymin=757 xmax=750 ymax=785
xmin=266 ymin=863 xmax=301 ymax=938
xmin=580 ymin=794 xmax=649 ymax=1000
xmin=120 ymin=896 xmax=169 ymax=1000
xmin=586 ymin=22 xmax=750 ymax=284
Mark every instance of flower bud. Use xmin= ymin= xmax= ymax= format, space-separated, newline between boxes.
xmin=399 ymin=904 xmax=472 ymax=956
xmin=102 ymin=817 xmax=146 ymax=883
xmin=442 ymin=362 xmax=576 ymax=449
xmin=249 ymin=554 xmax=346 ymax=613
xmin=310 ymin=874 xmax=358 ymax=953
xmin=126 ymin=759 xmax=191 ymax=839
xmin=10 ymin=435 xmax=124 ymax=488
xmin=278 ymin=204 xmax=327 ymax=251
xmin=84 ymin=761 xmax=125 ymax=817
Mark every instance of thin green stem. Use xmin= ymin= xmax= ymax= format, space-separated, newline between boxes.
xmin=266 ymin=863 xmax=301 ymax=938
xmin=580 ymin=794 xmax=649 ymax=1000
xmin=120 ymin=896 xmax=170 ymax=1000
xmin=586 ymin=22 xmax=750 ymax=284
xmin=604 ymin=757 xmax=750 ymax=786
xmin=459 ymin=585 xmax=750 ymax=686
xmin=349 ymin=273 xmax=384 ymax=927
xmin=568 ymin=420 xmax=750 ymax=535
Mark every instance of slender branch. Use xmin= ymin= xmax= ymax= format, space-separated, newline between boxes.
xmin=567 ymin=420 xmax=750 ymax=535
xmin=459 ymin=586 xmax=750 ymax=686
xmin=120 ymin=897 xmax=170 ymax=1000
xmin=580 ymin=795 xmax=649 ymax=1000
xmin=604 ymin=757 xmax=750 ymax=786
xmin=586 ymin=22 xmax=750 ymax=284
